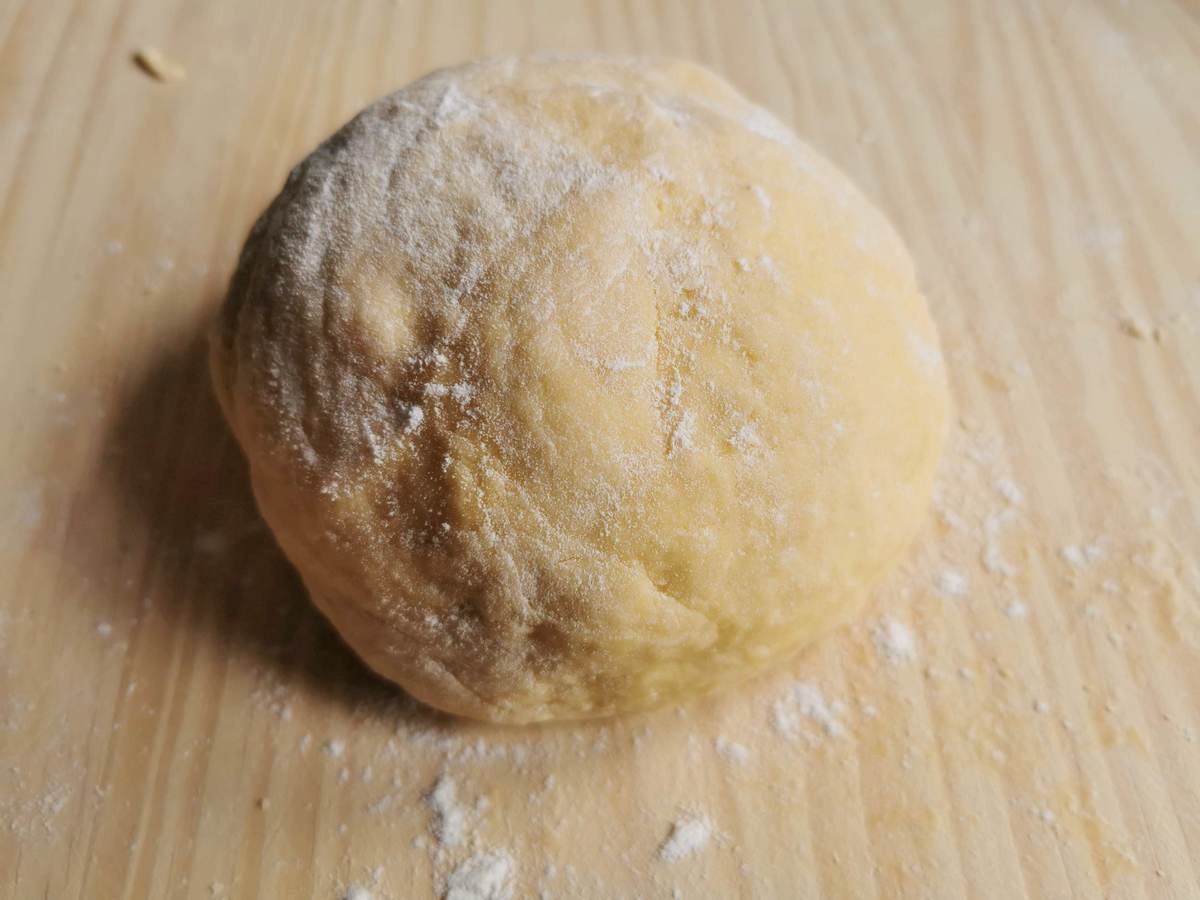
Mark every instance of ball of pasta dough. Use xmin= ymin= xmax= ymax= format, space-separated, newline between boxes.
xmin=210 ymin=55 xmax=949 ymax=723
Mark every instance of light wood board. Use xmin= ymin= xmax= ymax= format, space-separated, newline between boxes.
xmin=2 ymin=1 xmax=1199 ymax=897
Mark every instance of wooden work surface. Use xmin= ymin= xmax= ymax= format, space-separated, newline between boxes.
xmin=3 ymin=1 xmax=1199 ymax=897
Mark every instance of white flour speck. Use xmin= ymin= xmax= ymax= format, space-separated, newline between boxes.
xmin=668 ymin=410 xmax=696 ymax=457
xmin=713 ymin=736 xmax=750 ymax=765
xmin=450 ymin=382 xmax=476 ymax=404
xmin=426 ymin=772 xmax=468 ymax=848
xmin=658 ymin=814 xmax=712 ymax=862
xmin=1060 ymin=542 xmax=1105 ymax=568
xmin=403 ymin=404 xmax=425 ymax=434
xmin=871 ymin=617 xmax=918 ymax=664
xmin=444 ymin=850 xmax=514 ymax=900
xmin=934 ymin=569 xmax=969 ymax=598
xmin=323 ymin=739 xmax=345 ymax=759
xmin=982 ymin=509 xmax=1019 ymax=577
xmin=1004 ymin=600 xmax=1029 ymax=619
xmin=728 ymin=422 xmax=763 ymax=456
xmin=772 ymin=681 xmax=845 ymax=739
xmin=995 ymin=477 xmax=1025 ymax=506
xmin=751 ymin=184 xmax=772 ymax=213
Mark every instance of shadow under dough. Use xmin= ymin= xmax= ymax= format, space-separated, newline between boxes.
xmin=99 ymin=306 xmax=438 ymax=724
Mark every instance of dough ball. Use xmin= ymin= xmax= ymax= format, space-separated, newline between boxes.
xmin=210 ymin=55 xmax=949 ymax=723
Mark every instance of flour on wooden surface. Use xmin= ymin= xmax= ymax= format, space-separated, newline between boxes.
xmin=1004 ymin=599 xmax=1029 ymax=620
xmin=980 ymin=471 xmax=1027 ymax=577
xmin=658 ymin=814 xmax=713 ymax=862
xmin=323 ymin=739 xmax=346 ymax=758
xmin=20 ymin=46 xmax=1189 ymax=900
xmin=871 ymin=617 xmax=918 ymax=664
xmin=427 ymin=772 xmax=468 ymax=848
xmin=934 ymin=569 xmax=969 ymax=598
xmin=12 ymin=414 xmax=1184 ymax=897
xmin=1060 ymin=541 xmax=1105 ymax=568
xmin=444 ymin=851 xmax=515 ymax=900
xmin=714 ymin=735 xmax=750 ymax=765
xmin=771 ymin=681 xmax=845 ymax=740
xmin=994 ymin=477 xmax=1025 ymax=507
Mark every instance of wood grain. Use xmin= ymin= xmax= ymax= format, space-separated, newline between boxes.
xmin=2 ymin=1 xmax=1199 ymax=897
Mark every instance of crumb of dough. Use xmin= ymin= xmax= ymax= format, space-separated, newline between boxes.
xmin=133 ymin=47 xmax=186 ymax=82
xmin=1117 ymin=314 xmax=1164 ymax=343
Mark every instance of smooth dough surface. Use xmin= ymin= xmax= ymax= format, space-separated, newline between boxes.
xmin=211 ymin=55 xmax=949 ymax=723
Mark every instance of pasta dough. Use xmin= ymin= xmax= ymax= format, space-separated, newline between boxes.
xmin=210 ymin=55 xmax=949 ymax=723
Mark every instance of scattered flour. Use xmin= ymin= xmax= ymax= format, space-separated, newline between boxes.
xmin=982 ymin=510 xmax=1019 ymax=577
xmin=728 ymin=422 xmax=763 ymax=456
xmin=449 ymin=382 xmax=476 ymax=404
xmin=1 ymin=781 xmax=71 ymax=840
xmin=713 ymin=736 xmax=750 ymax=765
xmin=444 ymin=851 xmax=514 ymax=900
xmin=426 ymin=772 xmax=468 ymax=848
xmin=871 ymin=617 xmax=918 ymax=664
xmin=756 ymin=254 xmax=783 ymax=284
xmin=403 ymin=404 xmax=426 ymax=435
xmin=994 ymin=477 xmax=1025 ymax=506
xmin=13 ymin=61 xmax=1165 ymax=898
xmin=668 ymin=410 xmax=696 ymax=457
xmin=771 ymin=681 xmax=845 ymax=740
xmin=934 ymin=569 xmax=969 ymax=598
xmin=1060 ymin=542 xmax=1105 ymax=568
xmin=658 ymin=814 xmax=713 ymax=862
xmin=751 ymin=184 xmax=772 ymax=212
xmin=981 ymin=476 xmax=1025 ymax=577
xmin=1004 ymin=600 xmax=1029 ymax=620
xmin=323 ymin=739 xmax=345 ymax=759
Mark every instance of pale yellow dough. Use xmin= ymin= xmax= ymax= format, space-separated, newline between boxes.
xmin=211 ymin=56 xmax=949 ymax=723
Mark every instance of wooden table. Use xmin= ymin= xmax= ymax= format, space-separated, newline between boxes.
xmin=3 ymin=1 xmax=1199 ymax=897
